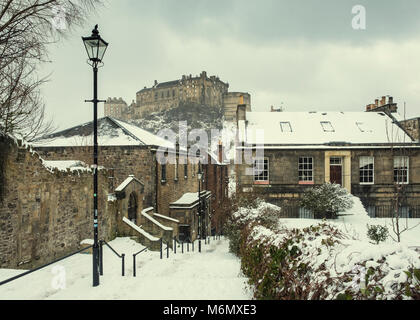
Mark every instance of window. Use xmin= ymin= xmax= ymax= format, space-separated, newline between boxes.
xmin=320 ymin=121 xmax=335 ymax=132
xmin=253 ymin=159 xmax=269 ymax=184
xmin=359 ymin=156 xmax=374 ymax=184
xmin=161 ymin=164 xmax=166 ymax=182
xmin=280 ymin=121 xmax=292 ymax=132
xmin=394 ymin=156 xmax=409 ymax=184
xmin=154 ymin=92 xmax=157 ymax=100
xmin=330 ymin=157 xmax=342 ymax=165
xmin=298 ymin=157 xmax=313 ymax=183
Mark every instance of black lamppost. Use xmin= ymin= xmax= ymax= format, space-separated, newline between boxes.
xmin=82 ymin=25 xmax=108 ymax=287
xmin=197 ymin=163 xmax=202 ymax=253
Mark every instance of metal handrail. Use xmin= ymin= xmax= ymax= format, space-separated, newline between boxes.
xmin=132 ymin=247 xmax=148 ymax=277
xmin=160 ymin=238 xmax=170 ymax=259
xmin=0 ymin=244 xmax=94 ymax=286
xmin=100 ymin=240 xmax=125 ymax=276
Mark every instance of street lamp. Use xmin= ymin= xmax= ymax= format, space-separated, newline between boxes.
xmin=197 ymin=165 xmax=202 ymax=253
xmin=82 ymin=25 xmax=109 ymax=287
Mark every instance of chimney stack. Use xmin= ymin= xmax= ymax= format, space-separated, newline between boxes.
xmin=380 ymin=96 xmax=386 ymax=106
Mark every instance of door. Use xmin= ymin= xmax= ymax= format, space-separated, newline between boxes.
xmin=128 ymin=192 xmax=137 ymax=224
xmin=179 ymin=225 xmax=191 ymax=242
xmin=329 ymin=157 xmax=343 ymax=186
xmin=330 ymin=165 xmax=342 ymax=185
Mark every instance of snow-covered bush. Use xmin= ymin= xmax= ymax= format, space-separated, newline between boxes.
xmin=367 ymin=224 xmax=389 ymax=244
xmin=300 ymin=183 xmax=354 ymax=219
xmin=225 ymin=196 xmax=282 ymax=255
xmin=239 ymin=221 xmax=420 ymax=300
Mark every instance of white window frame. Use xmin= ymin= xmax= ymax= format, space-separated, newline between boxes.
xmin=359 ymin=156 xmax=374 ymax=185
xmin=394 ymin=156 xmax=409 ymax=184
xmin=298 ymin=157 xmax=314 ymax=183
xmin=253 ymin=158 xmax=269 ymax=183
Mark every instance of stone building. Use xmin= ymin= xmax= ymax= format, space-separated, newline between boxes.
xmin=0 ymin=117 xmax=229 ymax=268
xmin=104 ymin=97 xmax=128 ymax=119
xmin=235 ymin=98 xmax=420 ymax=218
xmin=104 ymin=71 xmax=251 ymax=122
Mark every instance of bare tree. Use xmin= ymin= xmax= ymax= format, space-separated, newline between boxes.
xmin=385 ymin=103 xmax=420 ymax=242
xmin=0 ymin=0 xmax=103 ymax=140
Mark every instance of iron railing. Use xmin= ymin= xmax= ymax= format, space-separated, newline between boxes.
xmin=100 ymin=240 xmax=125 ymax=276
xmin=0 ymin=244 xmax=94 ymax=286
xmin=132 ymin=247 xmax=147 ymax=277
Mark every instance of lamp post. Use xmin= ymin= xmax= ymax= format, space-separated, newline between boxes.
xmin=197 ymin=164 xmax=202 ymax=253
xmin=82 ymin=25 xmax=109 ymax=287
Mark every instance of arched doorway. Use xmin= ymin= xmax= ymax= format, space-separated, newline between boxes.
xmin=128 ymin=192 xmax=138 ymax=224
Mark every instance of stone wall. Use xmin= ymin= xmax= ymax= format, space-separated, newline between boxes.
xmin=35 ymin=145 xmax=157 ymax=209
xmin=399 ymin=118 xmax=420 ymax=142
xmin=0 ymin=135 xmax=116 ymax=269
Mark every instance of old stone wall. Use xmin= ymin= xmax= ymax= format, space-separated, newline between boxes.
xmin=35 ymin=146 xmax=157 ymax=209
xmin=0 ymin=135 xmax=116 ymax=269
xmin=399 ymin=118 xmax=420 ymax=142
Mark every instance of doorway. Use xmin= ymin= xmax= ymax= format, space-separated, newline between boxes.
xmin=128 ymin=192 xmax=138 ymax=224
xmin=329 ymin=157 xmax=343 ymax=186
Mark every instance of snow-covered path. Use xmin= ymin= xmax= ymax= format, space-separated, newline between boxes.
xmin=0 ymin=237 xmax=252 ymax=300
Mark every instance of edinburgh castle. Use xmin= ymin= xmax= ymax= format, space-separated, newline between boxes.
xmin=104 ymin=71 xmax=251 ymax=122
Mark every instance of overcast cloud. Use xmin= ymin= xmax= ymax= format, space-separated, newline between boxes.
xmin=40 ymin=0 xmax=420 ymax=130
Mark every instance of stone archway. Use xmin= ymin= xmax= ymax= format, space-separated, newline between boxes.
xmin=128 ymin=192 xmax=138 ymax=224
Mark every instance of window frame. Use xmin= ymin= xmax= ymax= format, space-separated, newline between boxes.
xmin=393 ymin=156 xmax=409 ymax=184
xmin=253 ymin=158 xmax=269 ymax=184
xmin=359 ymin=156 xmax=374 ymax=185
xmin=320 ymin=121 xmax=335 ymax=132
xmin=161 ymin=164 xmax=167 ymax=182
xmin=280 ymin=121 xmax=292 ymax=132
xmin=298 ymin=156 xmax=314 ymax=184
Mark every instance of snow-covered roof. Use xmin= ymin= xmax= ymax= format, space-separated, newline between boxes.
xmin=170 ymin=191 xmax=212 ymax=209
xmin=238 ymin=111 xmax=417 ymax=147
xmin=115 ymin=175 xmax=144 ymax=192
xmin=32 ymin=117 xmax=175 ymax=148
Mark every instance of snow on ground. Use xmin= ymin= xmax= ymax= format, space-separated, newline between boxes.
xmin=277 ymin=196 xmax=420 ymax=247
xmin=0 ymin=237 xmax=252 ymax=300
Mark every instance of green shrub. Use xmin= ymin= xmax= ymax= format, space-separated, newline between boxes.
xmin=300 ymin=183 xmax=354 ymax=219
xmin=367 ymin=224 xmax=389 ymax=244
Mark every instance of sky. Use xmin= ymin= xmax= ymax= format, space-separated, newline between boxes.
xmin=40 ymin=0 xmax=420 ymax=130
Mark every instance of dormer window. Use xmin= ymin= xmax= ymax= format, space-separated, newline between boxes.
xmin=320 ymin=121 xmax=335 ymax=132
xmin=280 ymin=121 xmax=292 ymax=132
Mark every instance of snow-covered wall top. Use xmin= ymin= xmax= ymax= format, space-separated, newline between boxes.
xmin=240 ymin=111 xmax=416 ymax=146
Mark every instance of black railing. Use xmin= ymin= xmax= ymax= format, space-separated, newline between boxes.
xmin=0 ymin=244 xmax=93 ymax=286
xmin=100 ymin=240 xmax=125 ymax=276
xmin=160 ymin=238 xmax=170 ymax=259
xmin=132 ymin=247 xmax=147 ymax=277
